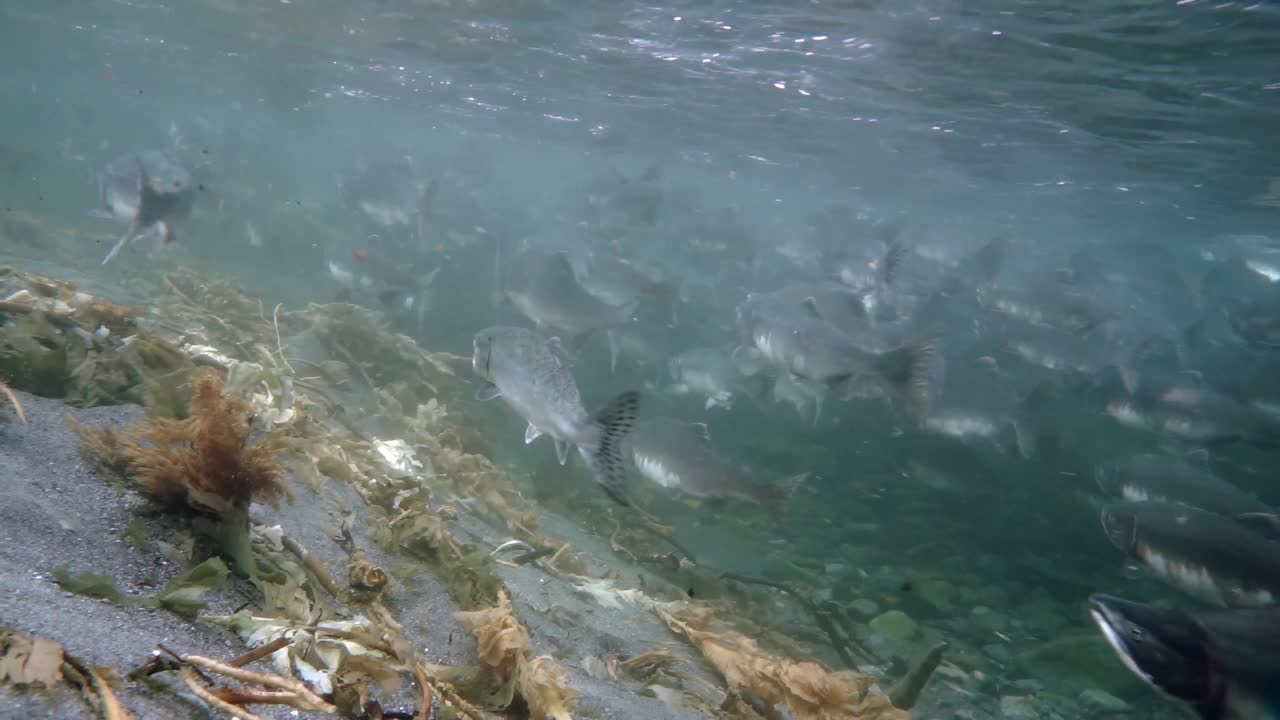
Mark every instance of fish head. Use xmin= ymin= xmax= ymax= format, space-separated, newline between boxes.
xmin=1087 ymin=595 xmax=1217 ymax=708
xmin=1100 ymin=502 xmax=1139 ymax=552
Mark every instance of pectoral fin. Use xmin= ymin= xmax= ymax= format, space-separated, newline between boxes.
xmin=524 ymin=423 xmax=542 ymax=445
xmin=476 ymin=382 xmax=502 ymax=401
xmin=554 ymin=438 xmax=570 ymax=465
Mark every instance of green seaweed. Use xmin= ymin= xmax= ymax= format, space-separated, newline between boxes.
xmin=51 ymin=567 xmax=127 ymax=604
xmin=156 ymin=557 xmax=230 ymax=619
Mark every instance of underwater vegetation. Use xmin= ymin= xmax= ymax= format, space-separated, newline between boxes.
xmin=0 ymin=250 xmax=924 ymax=720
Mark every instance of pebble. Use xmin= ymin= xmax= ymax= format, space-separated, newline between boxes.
xmin=850 ymin=598 xmax=880 ymax=617
xmin=999 ymin=694 xmax=1039 ymax=720
xmin=1078 ymin=689 xmax=1132 ymax=714
xmin=869 ymin=609 xmax=919 ymax=641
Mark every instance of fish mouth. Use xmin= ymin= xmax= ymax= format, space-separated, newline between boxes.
xmin=1087 ymin=594 xmax=1215 ymax=706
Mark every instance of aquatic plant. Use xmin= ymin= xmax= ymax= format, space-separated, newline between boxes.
xmin=69 ymin=368 xmax=289 ymax=574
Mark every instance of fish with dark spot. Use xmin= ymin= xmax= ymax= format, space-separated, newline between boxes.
xmin=472 ymin=325 xmax=640 ymax=505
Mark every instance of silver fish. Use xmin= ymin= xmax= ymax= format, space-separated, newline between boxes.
xmin=667 ymin=347 xmax=746 ymax=411
xmin=734 ymin=297 xmax=938 ymax=417
xmin=472 ymin=325 xmax=640 ymax=505
xmin=627 ymin=416 xmax=807 ymax=510
xmin=503 ymin=251 xmax=637 ymax=369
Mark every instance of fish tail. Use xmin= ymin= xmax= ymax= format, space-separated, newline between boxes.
xmin=100 ymin=227 xmax=134 ymax=265
xmin=873 ymin=337 xmax=940 ymax=417
xmin=580 ymin=391 xmax=642 ymax=506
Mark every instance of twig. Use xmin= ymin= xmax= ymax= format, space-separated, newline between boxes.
xmin=63 ymin=653 xmax=135 ymax=720
xmin=0 ymin=381 xmax=27 ymax=424
xmin=412 ymin=661 xmax=436 ymax=720
xmin=181 ymin=667 xmax=263 ymax=720
xmin=280 ymin=534 xmax=342 ymax=599
xmin=210 ymin=687 xmax=306 ymax=706
xmin=161 ymin=273 xmax=199 ymax=306
xmin=182 ymin=655 xmax=335 ymax=713
xmin=227 ymin=637 xmax=290 ymax=668
xmin=332 ymin=341 xmax=377 ymax=391
xmin=272 ymin=304 xmax=295 ymax=374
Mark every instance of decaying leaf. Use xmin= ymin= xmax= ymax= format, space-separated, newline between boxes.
xmin=0 ymin=630 xmax=64 ymax=687
xmin=0 ymin=627 xmax=134 ymax=718
xmin=517 ymin=656 xmax=578 ymax=720
xmin=658 ymin=607 xmax=909 ymax=720
xmin=454 ymin=590 xmax=529 ymax=682
xmin=454 ymin=590 xmax=578 ymax=719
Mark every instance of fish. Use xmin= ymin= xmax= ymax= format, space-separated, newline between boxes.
xmin=626 ymin=416 xmax=808 ymax=511
xmin=1089 ymin=594 xmax=1280 ymax=720
xmin=327 ymin=247 xmax=441 ymax=315
xmin=918 ymin=365 xmax=1049 ymax=459
xmin=771 ymin=374 xmax=826 ymax=427
xmin=1096 ymin=454 xmax=1279 ymax=532
xmin=503 ymin=251 xmax=637 ymax=369
xmin=734 ymin=295 xmax=938 ymax=417
xmin=1099 ymin=500 xmax=1280 ymax=607
xmin=471 ymin=326 xmax=640 ymax=505
xmin=91 ymin=150 xmax=195 ymax=265
xmin=1104 ymin=373 xmax=1280 ymax=448
xmin=977 ymin=273 xmax=1113 ymax=335
xmin=667 ymin=347 xmax=752 ymax=411
xmin=339 ymin=156 xmax=435 ymax=245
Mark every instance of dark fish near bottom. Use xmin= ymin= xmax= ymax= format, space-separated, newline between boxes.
xmin=93 ymin=150 xmax=195 ymax=265
xmin=1089 ymin=594 xmax=1280 ymax=720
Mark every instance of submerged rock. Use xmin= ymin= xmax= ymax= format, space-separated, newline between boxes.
xmin=918 ymin=578 xmax=957 ymax=610
xmin=1078 ymin=688 xmax=1132 ymax=714
xmin=999 ymin=694 xmax=1040 ymax=720
xmin=870 ymin=609 xmax=919 ymax=641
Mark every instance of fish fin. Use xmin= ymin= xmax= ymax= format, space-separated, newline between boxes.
xmin=1012 ymin=383 xmax=1053 ymax=459
xmin=1012 ymin=420 xmax=1037 ymax=460
xmin=738 ymin=374 xmax=771 ymax=408
xmin=877 ymin=234 xmax=907 ymax=288
xmin=545 ymin=337 xmax=567 ymax=368
xmin=88 ymin=208 xmax=114 ymax=220
xmin=524 ymin=423 xmax=542 ymax=445
xmin=688 ymin=422 xmax=711 ymax=444
xmin=777 ymin=472 xmax=810 ymax=499
xmin=475 ymin=382 xmax=502 ymax=401
xmin=873 ymin=337 xmax=941 ymax=417
xmin=554 ymin=438 xmax=570 ymax=465
xmin=581 ymin=390 xmax=642 ymax=506
xmin=608 ymin=329 xmax=619 ymax=374
xmin=1184 ymin=448 xmax=1211 ymax=467
xmin=731 ymin=345 xmax=768 ymax=376
xmin=812 ymin=393 xmax=824 ymax=427
xmin=419 ymin=266 xmax=442 ymax=289
xmin=100 ymin=227 xmax=135 ymax=266
xmin=1236 ymin=512 xmax=1280 ymax=535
